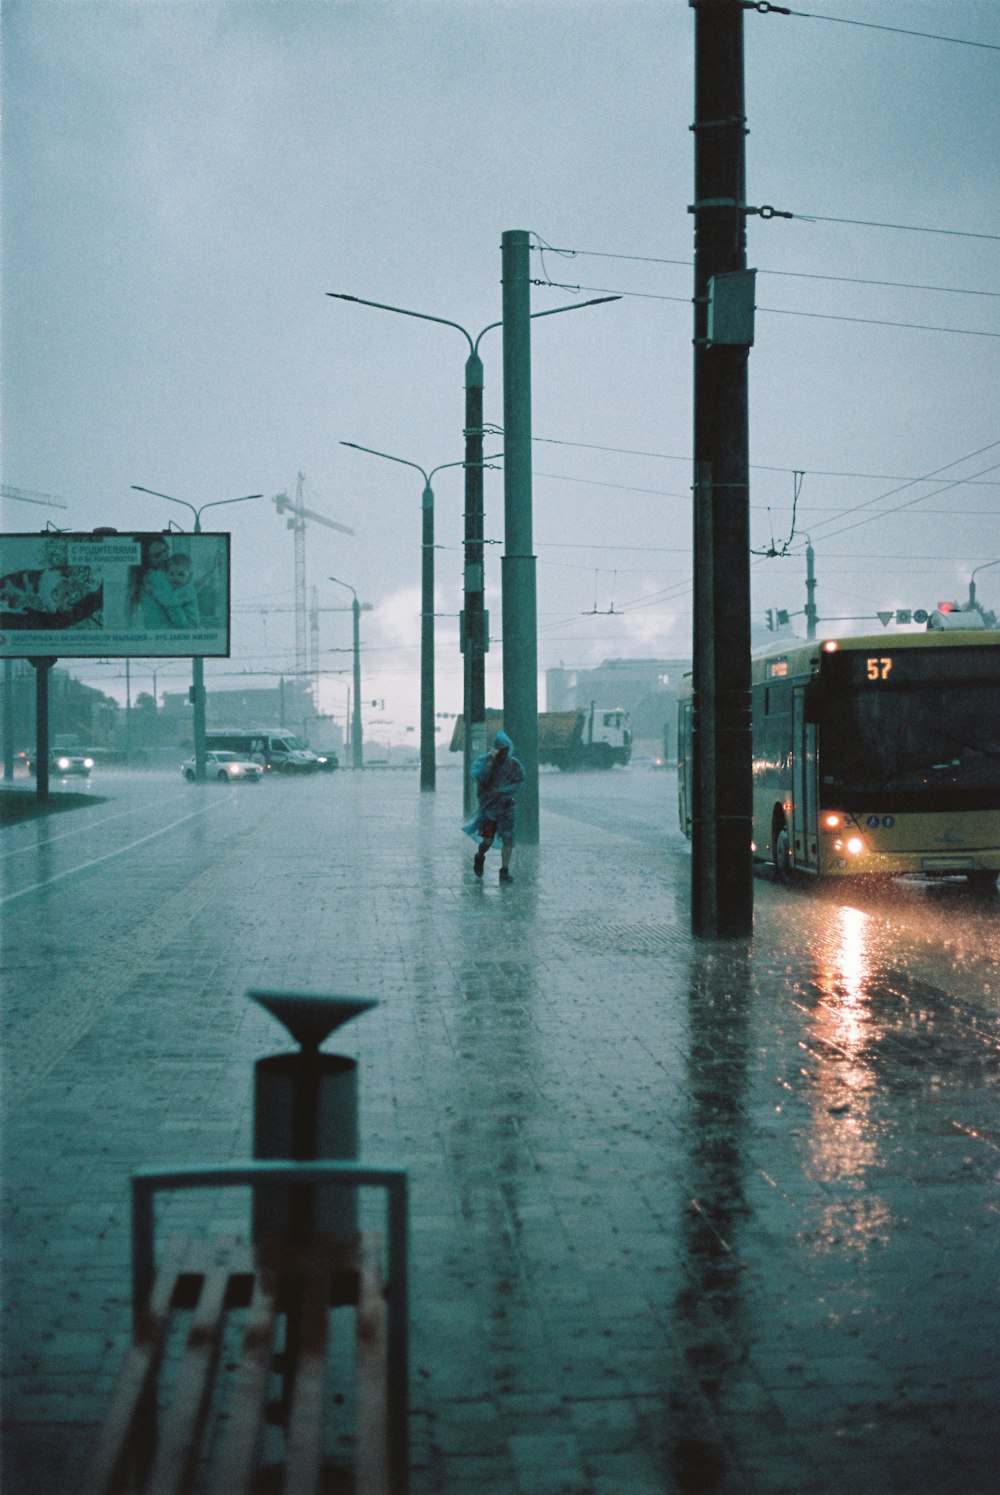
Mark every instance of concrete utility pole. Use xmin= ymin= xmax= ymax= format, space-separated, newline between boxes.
xmin=501 ymin=230 xmax=540 ymax=844
xmin=690 ymin=0 xmax=754 ymax=937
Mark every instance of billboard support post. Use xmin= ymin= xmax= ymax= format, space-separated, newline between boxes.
xmin=29 ymin=657 xmax=54 ymax=802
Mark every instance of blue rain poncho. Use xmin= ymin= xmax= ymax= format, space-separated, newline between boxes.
xmin=462 ymin=729 xmax=525 ymax=846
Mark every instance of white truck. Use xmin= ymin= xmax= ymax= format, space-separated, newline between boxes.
xmin=451 ymin=706 xmax=632 ymax=770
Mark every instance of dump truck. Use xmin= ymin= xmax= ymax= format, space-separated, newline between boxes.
xmin=450 ymin=706 xmax=632 ymax=770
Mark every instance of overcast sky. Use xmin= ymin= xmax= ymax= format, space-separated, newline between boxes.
xmin=2 ymin=0 xmax=998 ymax=736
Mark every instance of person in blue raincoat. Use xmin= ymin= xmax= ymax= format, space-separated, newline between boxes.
xmin=463 ymin=729 xmax=525 ymax=883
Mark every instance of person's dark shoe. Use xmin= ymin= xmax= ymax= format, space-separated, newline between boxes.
xmin=473 ymin=850 xmax=485 ymax=878
xmin=499 ymin=867 xmax=513 ymax=883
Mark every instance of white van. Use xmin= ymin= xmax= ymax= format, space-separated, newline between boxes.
xmin=205 ymin=728 xmax=321 ymax=774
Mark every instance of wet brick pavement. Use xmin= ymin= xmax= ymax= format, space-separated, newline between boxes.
xmin=1 ymin=768 xmax=998 ymax=1493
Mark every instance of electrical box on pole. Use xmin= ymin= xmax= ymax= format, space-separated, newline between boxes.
xmin=707 ymin=270 xmax=756 ymax=347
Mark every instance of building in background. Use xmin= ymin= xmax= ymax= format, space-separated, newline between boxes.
xmin=162 ymin=679 xmax=343 ymax=754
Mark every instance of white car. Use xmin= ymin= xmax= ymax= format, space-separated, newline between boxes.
xmin=182 ymin=751 xmax=263 ymax=784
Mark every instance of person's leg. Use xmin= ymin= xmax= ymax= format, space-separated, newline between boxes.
xmin=499 ymin=835 xmax=513 ymax=881
xmin=474 ymin=822 xmax=496 ymax=877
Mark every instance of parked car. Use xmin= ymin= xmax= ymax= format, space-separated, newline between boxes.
xmin=29 ymin=750 xmax=94 ymax=777
xmin=182 ymin=751 xmax=263 ymax=784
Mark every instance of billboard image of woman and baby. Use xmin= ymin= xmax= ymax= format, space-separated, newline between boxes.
xmin=0 ymin=532 xmax=230 ymax=658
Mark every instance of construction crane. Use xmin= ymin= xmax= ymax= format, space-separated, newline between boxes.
xmin=0 ymin=484 xmax=70 ymax=511
xmin=273 ymin=473 xmax=355 ymax=687
xmin=236 ymin=595 xmax=370 ymax=706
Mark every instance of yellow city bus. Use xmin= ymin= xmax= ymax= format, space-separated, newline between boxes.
xmin=677 ymin=623 xmax=1000 ymax=888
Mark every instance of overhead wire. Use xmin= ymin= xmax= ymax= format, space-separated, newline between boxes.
xmin=532 ymin=436 xmax=1000 ymax=486
xmin=534 ymin=276 xmax=1000 ymax=339
xmin=775 ymin=7 xmax=1000 ymax=53
xmin=534 ymin=244 xmax=1000 ymax=300
xmin=553 ymin=440 xmax=1000 ymax=621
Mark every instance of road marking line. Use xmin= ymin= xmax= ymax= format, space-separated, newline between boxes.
xmin=0 ymin=799 xmax=230 ymax=905
xmin=0 ymin=791 xmax=193 ymax=860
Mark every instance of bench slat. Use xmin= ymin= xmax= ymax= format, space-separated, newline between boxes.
xmin=84 ymin=1232 xmax=396 ymax=1495
xmin=208 ymin=1262 xmax=279 ymax=1495
xmin=355 ymin=1235 xmax=390 ymax=1495
xmin=81 ymin=1236 xmax=193 ymax=1495
xmin=145 ymin=1239 xmax=237 ymax=1495
xmin=283 ymin=1261 xmax=332 ymax=1495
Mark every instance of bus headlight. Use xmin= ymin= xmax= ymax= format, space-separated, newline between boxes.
xmin=846 ymin=836 xmax=864 ymax=855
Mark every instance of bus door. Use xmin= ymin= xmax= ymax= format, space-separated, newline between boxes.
xmin=791 ymin=686 xmax=819 ymax=871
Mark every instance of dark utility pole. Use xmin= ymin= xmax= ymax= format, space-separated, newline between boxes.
xmin=690 ymin=0 xmax=754 ymax=937
xmin=501 ymin=229 xmax=540 ymax=845
xmin=463 ymin=352 xmax=487 ymax=815
xmin=421 ymin=477 xmax=435 ymax=790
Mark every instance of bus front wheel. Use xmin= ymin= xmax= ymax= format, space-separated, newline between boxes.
xmin=773 ymin=817 xmax=791 ymax=881
xmin=967 ymin=870 xmax=998 ymax=892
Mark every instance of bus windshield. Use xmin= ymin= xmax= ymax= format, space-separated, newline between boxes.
xmin=819 ymin=679 xmax=1000 ymax=802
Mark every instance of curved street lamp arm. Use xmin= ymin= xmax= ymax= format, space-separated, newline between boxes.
xmin=341 ymin=442 xmax=430 ymax=488
xmin=131 ymin=486 xmax=262 ymax=530
xmin=198 ymin=493 xmax=263 ymax=514
xmin=342 ymin=444 xmax=497 ymax=489
xmin=431 ymin=452 xmax=504 ymax=483
xmin=471 ymin=295 xmax=620 ymax=355
xmin=131 ymin=485 xmax=197 ymax=523
xmin=328 ymin=574 xmax=358 ymax=603
xmin=529 ymin=294 xmax=622 ymax=320
xmin=427 ymin=458 xmax=470 ymax=484
xmin=327 ymin=293 xmax=474 ymax=355
xmin=472 ymin=320 xmax=503 ymax=355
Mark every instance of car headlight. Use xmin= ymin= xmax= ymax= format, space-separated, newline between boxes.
xmin=56 ymin=757 xmax=70 ymax=769
xmin=228 ymin=765 xmax=242 ymax=776
xmin=83 ymin=758 xmax=94 ymax=769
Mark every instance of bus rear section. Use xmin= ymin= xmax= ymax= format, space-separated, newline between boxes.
xmin=752 ymin=631 xmax=1000 ymax=886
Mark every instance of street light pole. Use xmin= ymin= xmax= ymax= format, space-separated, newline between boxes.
xmin=968 ymin=559 xmax=1000 ymax=615
xmin=131 ymin=486 xmax=261 ymax=781
xmin=340 ymin=445 xmax=465 ymax=792
xmin=329 ymin=576 xmax=364 ymax=769
xmin=327 ymin=290 xmax=619 ymax=813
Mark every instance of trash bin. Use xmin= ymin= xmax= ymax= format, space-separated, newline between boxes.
xmin=249 ymin=989 xmax=379 ymax=1245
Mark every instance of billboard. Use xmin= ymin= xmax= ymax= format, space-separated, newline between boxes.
xmin=0 ymin=532 xmax=231 ymax=658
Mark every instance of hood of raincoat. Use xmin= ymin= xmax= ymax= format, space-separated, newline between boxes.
xmin=493 ymin=730 xmax=514 ymax=753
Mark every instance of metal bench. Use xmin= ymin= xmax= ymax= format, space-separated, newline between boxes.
xmin=83 ymin=1162 xmax=409 ymax=1495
